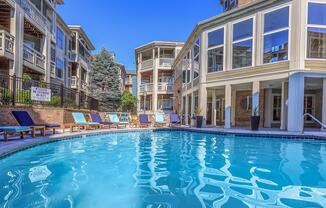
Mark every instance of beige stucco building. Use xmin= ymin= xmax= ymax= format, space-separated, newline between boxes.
xmin=173 ymin=0 xmax=326 ymax=132
xmin=0 ymin=0 xmax=94 ymax=93
xmin=135 ymin=41 xmax=184 ymax=115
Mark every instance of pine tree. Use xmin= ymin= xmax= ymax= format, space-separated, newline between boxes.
xmin=89 ymin=48 xmax=122 ymax=111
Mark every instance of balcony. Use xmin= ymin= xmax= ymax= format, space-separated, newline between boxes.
xmin=0 ymin=30 xmax=14 ymax=60
xmin=141 ymin=59 xmax=153 ymax=70
xmin=18 ymin=0 xmax=47 ymax=29
xmin=139 ymin=83 xmax=153 ymax=93
xmin=159 ymin=58 xmax=174 ymax=68
xmin=71 ymin=76 xmax=78 ymax=88
xmin=50 ymin=61 xmax=55 ymax=76
xmin=23 ymin=44 xmax=45 ymax=73
xmin=158 ymin=82 xmax=174 ymax=94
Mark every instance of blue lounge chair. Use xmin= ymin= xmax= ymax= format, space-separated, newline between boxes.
xmin=90 ymin=113 xmax=113 ymax=128
xmin=0 ymin=126 xmax=32 ymax=141
xmin=170 ymin=114 xmax=181 ymax=126
xmin=72 ymin=112 xmax=100 ymax=131
xmin=107 ymin=113 xmax=128 ymax=128
xmin=154 ymin=113 xmax=166 ymax=127
xmin=139 ymin=114 xmax=151 ymax=128
xmin=12 ymin=111 xmax=60 ymax=135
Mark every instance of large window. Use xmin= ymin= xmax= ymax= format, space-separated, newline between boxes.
xmin=56 ymin=27 xmax=64 ymax=50
xmin=307 ymin=2 xmax=326 ymax=59
xmin=263 ymin=6 xmax=289 ymax=63
xmin=207 ymin=28 xmax=224 ymax=73
xmin=232 ymin=18 xmax=253 ymax=69
xmin=56 ymin=58 xmax=64 ymax=78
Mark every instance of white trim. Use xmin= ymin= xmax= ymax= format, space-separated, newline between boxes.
xmin=305 ymin=0 xmax=326 ymax=60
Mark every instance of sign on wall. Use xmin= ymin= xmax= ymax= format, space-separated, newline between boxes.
xmin=31 ymin=87 xmax=51 ymax=102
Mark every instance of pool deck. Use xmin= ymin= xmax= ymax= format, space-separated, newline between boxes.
xmin=1 ymin=126 xmax=326 ymax=158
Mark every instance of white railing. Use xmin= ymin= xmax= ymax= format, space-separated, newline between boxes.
xmin=0 ymin=30 xmax=14 ymax=54
xmin=23 ymin=44 xmax=45 ymax=70
xmin=182 ymin=59 xmax=192 ymax=70
xmin=158 ymin=82 xmax=174 ymax=93
xmin=159 ymin=58 xmax=174 ymax=68
xmin=50 ymin=61 xmax=56 ymax=74
xmin=18 ymin=0 xmax=47 ymax=28
xmin=139 ymin=83 xmax=153 ymax=93
xmin=303 ymin=113 xmax=326 ymax=133
xmin=81 ymin=80 xmax=88 ymax=90
xmin=141 ymin=59 xmax=153 ymax=70
xmin=71 ymin=76 xmax=78 ymax=88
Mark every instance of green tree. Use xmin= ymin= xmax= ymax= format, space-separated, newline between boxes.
xmin=121 ymin=90 xmax=137 ymax=113
xmin=89 ymin=48 xmax=122 ymax=111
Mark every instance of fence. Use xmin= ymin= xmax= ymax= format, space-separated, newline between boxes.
xmin=0 ymin=74 xmax=99 ymax=111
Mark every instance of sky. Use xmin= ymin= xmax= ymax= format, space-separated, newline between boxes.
xmin=57 ymin=0 xmax=223 ymax=71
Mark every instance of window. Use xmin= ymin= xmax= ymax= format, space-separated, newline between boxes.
xmin=304 ymin=95 xmax=315 ymax=122
xmin=307 ymin=3 xmax=326 ymax=59
xmin=263 ymin=6 xmax=289 ymax=63
xmin=56 ymin=27 xmax=64 ymax=50
xmin=207 ymin=28 xmax=224 ymax=73
xmin=56 ymin=58 xmax=64 ymax=78
xmin=232 ymin=18 xmax=254 ymax=69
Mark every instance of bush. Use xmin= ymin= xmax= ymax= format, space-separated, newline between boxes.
xmin=17 ymin=90 xmax=32 ymax=104
xmin=50 ymin=96 xmax=61 ymax=107
xmin=0 ymin=87 xmax=12 ymax=105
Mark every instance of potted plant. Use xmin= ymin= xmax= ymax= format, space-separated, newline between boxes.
xmin=195 ymin=107 xmax=204 ymax=128
xmin=251 ymin=106 xmax=260 ymax=131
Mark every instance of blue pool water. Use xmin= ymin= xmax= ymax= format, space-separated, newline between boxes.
xmin=0 ymin=131 xmax=326 ymax=208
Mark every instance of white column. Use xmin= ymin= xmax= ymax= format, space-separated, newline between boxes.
xmin=264 ymin=88 xmax=272 ymax=128
xmin=322 ymin=79 xmax=326 ymax=124
xmin=137 ymin=54 xmax=142 ymax=112
xmin=252 ymin=81 xmax=260 ymax=116
xmin=212 ymin=91 xmax=217 ymax=126
xmin=199 ymin=86 xmax=207 ymax=127
xmin=191 ymin=92 xmax=195 ymax=126
xmin=287 ymin=73 xmax=305 ymax=132
xmin=225 ymin=85 xmax=232 ymax=129
xmin=11 ymin=6 xmax=24 ymax=77
xmin=280 ymin=81 xmax=289 ymax=130
xmin=152 ymin=48 xmax=158 ymax=112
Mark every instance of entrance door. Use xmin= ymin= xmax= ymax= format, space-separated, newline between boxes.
xmin=216 ymin=98 xmax=225 ymax=125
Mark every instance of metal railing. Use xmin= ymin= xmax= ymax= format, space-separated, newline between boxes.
xmin=303 ymin=113 xmax=326 ymax=133
xmin=23 ymin=44 xmax=45 ymax=70
xmin=139 ymin=83 xmax=153 ymax=93
xmin=141 ymin=59 xmax=153 ymax=70
xmin=158 ymin=82 xmax=173 ymax=93
xmin=0 ymin=30 xmax=14 ymax=55
xmin=159 ymin=58 xmax=174 ymax=68
xmin=18 ymin=0 xmax=47 ymax=28
xmin=0 ymin=74 xmax=99 ymax=110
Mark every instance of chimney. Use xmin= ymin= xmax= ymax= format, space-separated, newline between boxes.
xmin=220 ymin=0 xmax=255 ymax=12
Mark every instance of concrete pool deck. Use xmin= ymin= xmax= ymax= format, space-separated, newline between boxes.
xmin=1 ymin=126 xmax=326 ymax=158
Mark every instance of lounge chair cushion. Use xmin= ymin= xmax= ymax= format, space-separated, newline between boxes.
xmin=155 ymin=114 xmax=165 ymax=124
xmin=139 ymin=114 xmax=150 ymax=124
xmin=108 ymin=114 xmax=120 ymax=124
xmin=0 ymin=126 xmax=31 ymax=132
xmin=170 ymin=114 xmax=180 ymax=124
xmin=12 ymin=111 xmax=59 ymax=128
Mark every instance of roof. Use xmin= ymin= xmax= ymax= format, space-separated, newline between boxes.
xmin=68 ymin=25 xmax=95 ymax=50
xmin=135 ymin=41 xmax=184 ymax=52
xmin=173 ymin=0 xmax=281 ymax=67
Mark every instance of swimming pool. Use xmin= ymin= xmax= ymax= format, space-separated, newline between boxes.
xmin=0 ymin=130 xmax=326 ymax=208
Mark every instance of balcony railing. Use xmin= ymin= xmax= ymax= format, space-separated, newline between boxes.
xmin=71 ymin=76 xmax=78 ymax=88
xmin=18 ymin=0 xmax=47 ymax=28
xmin=139 ymin=83 xmax=153 ymax=93
xmin=141 ymin=59 xmax=153 ymax=70
xmin=0 ymin=30 xmax=14 ymax=55
xmin=50 ymin=61 xmax=56 ymax=75
xmin=158 ymin=82 xmax=174 ymax=93
xmin=159 ymin=58 xmax=174 ymax=68
xmin=23 ymin=44 xmax=45 ymax=70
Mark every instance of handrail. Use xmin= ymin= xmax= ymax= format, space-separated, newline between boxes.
xmin=303 ymin=113 xmax=326 ymax=133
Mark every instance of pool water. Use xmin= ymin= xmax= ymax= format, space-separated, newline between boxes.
xmin=0 ymin=131 xmax=326 ymax=208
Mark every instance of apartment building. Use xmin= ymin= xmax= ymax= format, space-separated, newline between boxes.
xmin=173 ymin=0 xmax=326 ymax=132
xmin=0 ymin=0 xmax=94 ymax=93
xmin=135 ymin=41 xmax=184 ymax=114
xmin=124 ymin=71 xmax=135 ymax=94
xmin=69 ymin=25 xmax=95 ymax=94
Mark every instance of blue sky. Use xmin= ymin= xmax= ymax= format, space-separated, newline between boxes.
xmin=57 ymin=0 xmax=223 ymax=70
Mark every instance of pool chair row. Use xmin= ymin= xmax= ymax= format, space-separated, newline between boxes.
xmin=130 ymin=113 xmax=181 ymax=128
xmin=0 ymin=111 xmax=62 ymax=141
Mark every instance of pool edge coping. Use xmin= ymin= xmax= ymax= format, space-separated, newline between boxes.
xmin=1 ymin=127 xmax=326 ymax=159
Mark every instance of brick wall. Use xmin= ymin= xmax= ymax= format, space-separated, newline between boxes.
xmin=234 ymin=90 xmax=264 ymax=128
xmin=0 ymin=106 xmax=100 ymax=127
